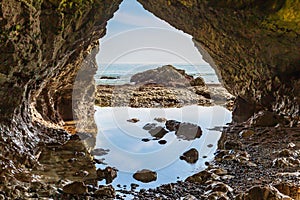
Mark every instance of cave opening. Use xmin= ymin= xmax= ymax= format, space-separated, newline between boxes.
xmin=1 ymin=0 xmax=300 ymax=198
xmin=91 ymin=0 xmax=234 ymax=189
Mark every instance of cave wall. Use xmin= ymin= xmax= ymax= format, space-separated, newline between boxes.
xmin=137 ymin=0 xmax=300 ymax=124
xmin=0 ymin=0 xmax=122 ymax=183
xmin=0 ymin=0 xmax=299 ymax=189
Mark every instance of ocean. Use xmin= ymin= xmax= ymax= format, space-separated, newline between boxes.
xmin=95 ymin=63 xmax=219 ymax=85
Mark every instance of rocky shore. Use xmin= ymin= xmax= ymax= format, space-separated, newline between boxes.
xmin=121 ymin=123 xmax=300 ymax=200
xmin=95 ymin=65 xmax=234 ymax=109
xmin=2 ymin=122 xmax=298 ymax=199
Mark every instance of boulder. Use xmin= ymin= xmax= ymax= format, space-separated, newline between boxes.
xmin=130 ymin=65 xmax=201 ymax=87
xmin=62 ymin=181 xmax=87 ymax=195
xmin=180 ymin=148 xmax=199 ymax=163
xmin=235 ymin=185 xmax=293 ymax=200
xmin=190 ymin=77 xmax=205 ymax=86
xmin=97 ymin=167 xmax=118 ymax=184
xmin=148 ymin=126 xmax=168 ymax=139
xmin=185 ymin=170 xmax=212 ymax=184
xmin=133 ymin=169 xmax=157 ymax=183
xmin=166 ymin=120 xmax=202 ymax=140
xmin=94 ymin=185 xmax=115 ymax=198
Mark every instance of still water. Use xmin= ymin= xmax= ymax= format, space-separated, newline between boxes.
xmin=94 ymin=105 xmax=231 ymax=189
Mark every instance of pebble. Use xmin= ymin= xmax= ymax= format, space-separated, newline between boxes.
xmin=127 ymin=118 xmax=140 ymax=123
xmin=239 ymin=129 xmax=255 ymax=138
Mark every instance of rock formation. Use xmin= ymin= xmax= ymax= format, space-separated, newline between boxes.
xmin=130 ymin=64 xmax=205 ymax=87
xmin=137 ymin=0 xmax=300 ymax=124
xmin=0 ymin=0 xmax=299 ymax=199
xmin=0 ymin=0 xmax=121 ymax=196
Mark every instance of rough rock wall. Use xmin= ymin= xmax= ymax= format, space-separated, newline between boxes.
xmin=0 ymin=0 xmax=122 ymax=182
xmin=137 ymin=0 xmax=300 ymax=124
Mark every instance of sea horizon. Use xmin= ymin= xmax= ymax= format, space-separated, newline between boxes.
xmin=95 ymin=63 xmax=220 ymax=85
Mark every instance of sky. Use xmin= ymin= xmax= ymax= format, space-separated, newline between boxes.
xmin=96 ymin=0 xmax=208 ymax=65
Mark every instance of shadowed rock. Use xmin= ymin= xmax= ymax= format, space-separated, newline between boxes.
xmin=97 ymin=167 xmax=118 ymax=184
xmin=62 ymin=181 xmax=87 ymax=195
xmin=166 ymin=120 xmax=202 ymax=140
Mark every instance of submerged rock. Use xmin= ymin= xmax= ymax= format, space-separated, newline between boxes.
xmin=180 ymin=148 xmax=199 ymax=164
xmin=62 ymin=181 xmax=87 ymax=195
xmin=148 ymin=126 xmax=168 ymax=139
xmin=143 ymin=123 xmax=157 ymax=130
xmin=133 ymin=169 xmax=157 ymax=183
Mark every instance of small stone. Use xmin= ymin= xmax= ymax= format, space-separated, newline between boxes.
xmin=181 ymin=194 xmax=198 ymax=200
xmin=224 ymin=140 xmax=242 ymax=150
xmin=74 ymin=151 xmax=85 ymax=157
xmin=221 ymin=175 xmax=235 ymax=180
xmin=62 ymin=181 xmax=87 ymax=195
xmin=185 ymin=170 xmax=212 ymax=184
xmin=206 ymin=181 xmax=233 ymax=193
xmin=142 ymin=138 xmax=150 ymax=142
xmin=154 ymin=117 xmax=167 ymax=122
xmin=206 ymin=191 xmax=229 ymax=200
xmin=158 ymin=140 xmax=167 ymax=145
xmin=94 ymin=185 xmax=115 ymax=198
xmin=277 ymin=149 xmax=293 ymax=157
xmin=287 ymin=142 xmax=296 ymax=148
xmin=207 ymin=144 xmax=213 ymax=148
xmin=68 ymin=158 xmax=77 ymax=163
xmin=97 ymin=167 xmax=118 ymax=184
xmin=180 ymin=148 xmax=199 ymax=164
xmin=239 ymin=129 xmax=255 ymax=138
xmin=130 ymin=183 xmax=139 ymax=190
xmin=133 ymin=169 xmax=157 ymax=183
xmin=209 ymin=168 xmax=228 ymax=176
xmin=272 ymin=157 xmax=300 ymax=167
xmin=127 ymin=118 xmax=140 ymax=123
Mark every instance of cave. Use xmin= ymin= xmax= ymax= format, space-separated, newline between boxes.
xmin=0 ymin=0 xmax=299 ymax=199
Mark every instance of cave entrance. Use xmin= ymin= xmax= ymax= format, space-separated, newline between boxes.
xmin=92 ymin=0 xmax=233 ymax=190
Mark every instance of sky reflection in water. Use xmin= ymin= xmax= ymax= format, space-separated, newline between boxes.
xmin=94 ymin=105 xmax=231 ymax=188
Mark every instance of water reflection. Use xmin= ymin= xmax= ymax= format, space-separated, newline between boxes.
xmin=94 ymin=105 xmax=231 ymax=188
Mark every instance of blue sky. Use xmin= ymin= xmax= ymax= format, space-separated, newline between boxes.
xmin=96 ymin=0 xmax=208 ymax=64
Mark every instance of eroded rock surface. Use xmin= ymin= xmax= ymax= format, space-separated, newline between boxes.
xmin=137 ymin=0 xmax=300 ymax=124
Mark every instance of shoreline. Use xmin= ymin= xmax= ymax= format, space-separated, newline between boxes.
xmin=95 ymin=83 xmax=234 ymax=110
